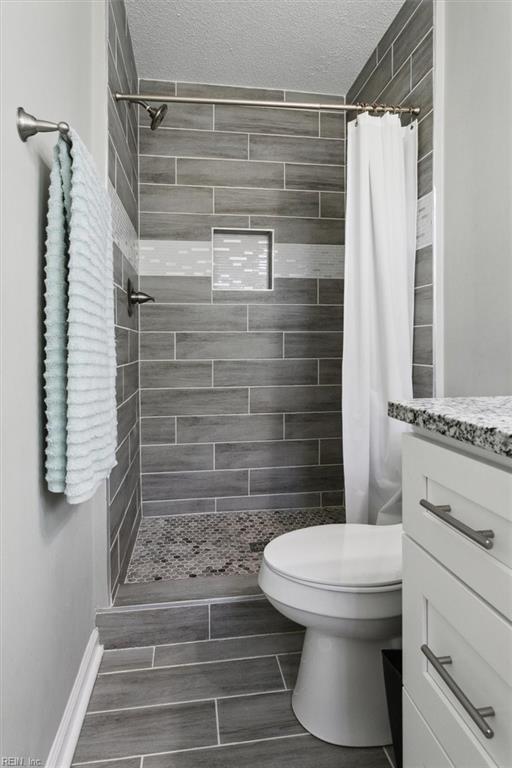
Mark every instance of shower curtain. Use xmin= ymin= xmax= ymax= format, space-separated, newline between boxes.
xmin=342 ymin=112 xmax=418 ymax=525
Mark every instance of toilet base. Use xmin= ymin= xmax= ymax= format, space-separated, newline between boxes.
xmin=292 ymin=627 xmax=393 ymax=747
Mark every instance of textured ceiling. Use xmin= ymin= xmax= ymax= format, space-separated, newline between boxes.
xmin=125 ymin=0 xmax=404 ymax=95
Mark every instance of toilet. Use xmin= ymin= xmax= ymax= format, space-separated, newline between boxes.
xmin=258 ymin=523 xmax=402 ymax=747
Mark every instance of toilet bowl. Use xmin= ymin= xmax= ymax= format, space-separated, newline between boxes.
xmin=258 ymin=523 xmax=402 ymax=747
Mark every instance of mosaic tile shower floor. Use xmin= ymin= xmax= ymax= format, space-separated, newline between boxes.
xmin=126 ymin=507 xmax=343 ymax=583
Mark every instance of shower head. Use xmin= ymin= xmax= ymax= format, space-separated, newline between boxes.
xmin=132 ymin=100 xmax=168 ymax=130
xmin=146 ymin=103 xmax=168 ymax=130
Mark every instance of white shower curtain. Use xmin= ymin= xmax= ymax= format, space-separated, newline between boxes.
xmin=342 ymin=112 xmax=418 ymax=525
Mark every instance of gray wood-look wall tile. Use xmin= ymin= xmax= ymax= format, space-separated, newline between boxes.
xmin=140 ymin=416 xmax=176 ymax=445
xmin=144 ymin=733 xmax=376 ymax=768
xmin=213 ymin=278 xmax=317 ymax=304
xmin=140 ymin=332 xmax=175 ymax=361
xmin=412 ymin=28 xmax=433 ymax=88
xmin=216 ymin=491 xmax=320 ymax=512
xmin=140 ymin=155 xmax=176 ymax=184
xmin=89 ymin=657 xmax=283 ymax=712
xmin=217 ymin=690 xmax=304 ymax=743
xmin=285 ymin=412 xmax=342 ymax=439
xmin=139 ymin=78 xmax=176 ymax=96
xmin=418 ymin=151 xmax=433 ymax=198
xmin=214 ymin=359 xmax=318 ymax=387
xmin=320 ymin=438 xmax=343 ymax=465
xmin=177 ymin=157 xmax=284 ymax=188
xmin=73 ymin=700 xmax=216 ymax=763
xmin=379 ymin=60 xmax=412 ymax=106
xmin=214 ymin=188 xmax=319 ymax=217
xmin=99 ymin=647 xmax=154 ymax=674
xmin=109 ymin=455 xmax=139 ymax=538
xmin=413 ymin=364 xmax=434 ymax=397
xmin=413 ymin=324 xmax=433 ymax=365
xmin=141 ymin=305 xmax=246 ymax=332
xmin=393 ymin=0 xmax=433 ymax=73
xmin=140 ymin=361 xmax=212 ymax=388
xmin=140 ymin=184 xmax=213 ymax=214
xmin=116 ymin=327 xmax=129 ymax=366
xmin=285 ymin=163 xmax=344 ymax=192
xmin=117 ymin=394 xmax=138 ymax=445
xmin=347 ymin=49 xmax=377 ymax=102
xmin=320 ymin=192 xmax=345 ymax=218
xmin=250 ymin=464 xmax=342 ymax=495
xmin=284 ymin=332 xmax=343 ymax=358
xmin=215 ymin=105 xmax=318 ymax=136
xmin=403 ymin=69 xmax=433 ymax=114
xmin=322 ymin=490 xmax=344 ymax=507
xmin=96 ymin=604 xmax=209 ymax=649
xmin=140 ymin=213 xmax=249 ymax=240
xmin=142 ymin=444 xmax=214 ymax=473
xmin=320 ymin=112 xmax=345 ymax=139
xmin=250 ymin=216 xmax=343 ymax=244
xmin=140 ymin=103 xmax=213 ymax=130
xmin=418 ymin=110 xmax=433 ymax=159
xmin=215 ymin=440 xmax=318 ymax=470
xmin=319 ymin=359 xmax=342 ymax=385
xmin=143 ymin=498 xmax=215 ymax=516
xmin=250 ymin=385 xmax=341 ymax=413
xmin=177 ymin=82 xmax=284 ymax=101
xmin=141 ymin=387 xmax=248 ymax=417
xmin=318 ymin=279 xmax=344 ymax=304
xmin=250 ymin=135 xmax=343 ymax=165
xmin=109 ymin=439 xmax=130 ymax=503
xmin=140 ymin=276 xmax=212 ymax=304
xmin=358 ymin=49 xmax=393 ymax=102
xmin=414 ymin=284 xmax=433 ymax=325
xmin=376 ymin=0 xmax=423 ymax=60
xmin=122 ymin=362 xmax=138 ymax=401
xmin=140 ymin=127 xmax=248 ymax=159
xmin=142 ymin=469 xmax=248 ymax=501
xmin=249 ymin=305 xmax=342 ymax=331
xmin=210 ymin=598 xmax=299 ymax=639
xmin=176 ymin=332 xmax=283 ymax=360
xmin=415 ymin=245 xmax=432 ymax=287
xmin=177 ymin=414 xmax=283 ymax=444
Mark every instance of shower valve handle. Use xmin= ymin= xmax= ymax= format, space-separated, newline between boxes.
xmin=127 ymin=278 xmax=155 ymax=316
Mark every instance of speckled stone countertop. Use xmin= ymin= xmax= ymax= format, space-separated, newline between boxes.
xmin=388 ymin=396 xmax=512 ymax=458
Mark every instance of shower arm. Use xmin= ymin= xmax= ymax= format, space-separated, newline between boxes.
xmin=114 ymin=92 xmax=421 ymax=116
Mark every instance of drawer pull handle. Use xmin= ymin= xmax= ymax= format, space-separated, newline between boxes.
xmin=421 ymin=644 xmax=495 ymax=739
xmin=419 ymin=499 xmax=494 ymax=550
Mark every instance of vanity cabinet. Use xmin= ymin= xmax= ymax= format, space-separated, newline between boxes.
xmin=402 ymin=434 xmax=512 ymax=768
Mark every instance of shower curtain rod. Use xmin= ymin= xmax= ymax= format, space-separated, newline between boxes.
xmin=114 ymin=92 xmax=421 ymax=115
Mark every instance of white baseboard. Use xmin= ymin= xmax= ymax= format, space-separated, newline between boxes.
xmin=46 ymin=628 xmax=103 ymax=768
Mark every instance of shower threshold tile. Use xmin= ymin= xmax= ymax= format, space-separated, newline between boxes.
xmin=115 ymin=573 xmax=260 ymax=606
xmin=124 ymin=507 xmax=342 ymax=583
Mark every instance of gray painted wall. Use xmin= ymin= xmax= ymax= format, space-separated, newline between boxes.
xmin=107 ymin=0 xmax=142 ymax=596
xmin=347 ymin=0 xmax=434 ymax=397
xmin=0 ymin=1 xmax=108 ymax=762
xmin=137 ymin=80 xmax=345 ymax=516
xmin=438 ymin=0 xmax=512 ymax=396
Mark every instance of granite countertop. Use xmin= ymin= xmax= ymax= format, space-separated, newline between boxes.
xmin=388 ymin=396 xmax=512 ymax=458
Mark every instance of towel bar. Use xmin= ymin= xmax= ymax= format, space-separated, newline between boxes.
xmin=17 ymin=106 xmax=71 ymax=144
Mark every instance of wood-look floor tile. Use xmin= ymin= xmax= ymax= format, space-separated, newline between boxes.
xmin=144 ymin=734 xmax=389 ymax=767
xmin=154 ymin=632 xmax=304 ymax=667
xmin=278 ymin=652 xmax=301 ymax=689
xmin=73 ymin=701 xmax=217 ymax=763
xmin=99 ymin=647 xmax=154 ymax=674
xmin=88 ymin=656 xmax=283 ymax=712
xmin=217 ymin=690 xmax=304 ymax=742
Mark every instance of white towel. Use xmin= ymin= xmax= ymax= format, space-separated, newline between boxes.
xmin=44 ymin=131 xmax=117 ymax=504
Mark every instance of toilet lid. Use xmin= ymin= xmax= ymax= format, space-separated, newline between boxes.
xmin=263 ymin=524 xmax=402 ymax=589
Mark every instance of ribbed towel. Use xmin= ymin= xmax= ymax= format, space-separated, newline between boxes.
xmin=44 ymin=131 xmax=117 ymax=504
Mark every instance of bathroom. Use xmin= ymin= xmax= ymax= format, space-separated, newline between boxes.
xmin=1 ymin=0 xmax=511 ymax=765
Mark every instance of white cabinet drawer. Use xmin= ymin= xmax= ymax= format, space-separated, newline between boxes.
xmin=403 ymin=690 xmax=455 ymax=768
xmin=403 ymin=537 xmax=512 ymax=768
xmin=403 ymin=434 xmax=512 ymax=619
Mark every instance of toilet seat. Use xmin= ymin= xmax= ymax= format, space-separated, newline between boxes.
xmin=263 ymin=523 xmax=402 ymax=592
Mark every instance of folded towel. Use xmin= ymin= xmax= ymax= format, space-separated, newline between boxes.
xmin=44 ymin=131 xmax=117 ymax=504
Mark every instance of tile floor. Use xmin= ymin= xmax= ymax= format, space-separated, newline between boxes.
xmin=73 ymin=631 xmax=393 ymax=767
xmin=126 ymin=507 xmax=343 ymax=582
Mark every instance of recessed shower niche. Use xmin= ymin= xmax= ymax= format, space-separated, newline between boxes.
xmin=212 ymin=228 xmax=273 ymax=291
